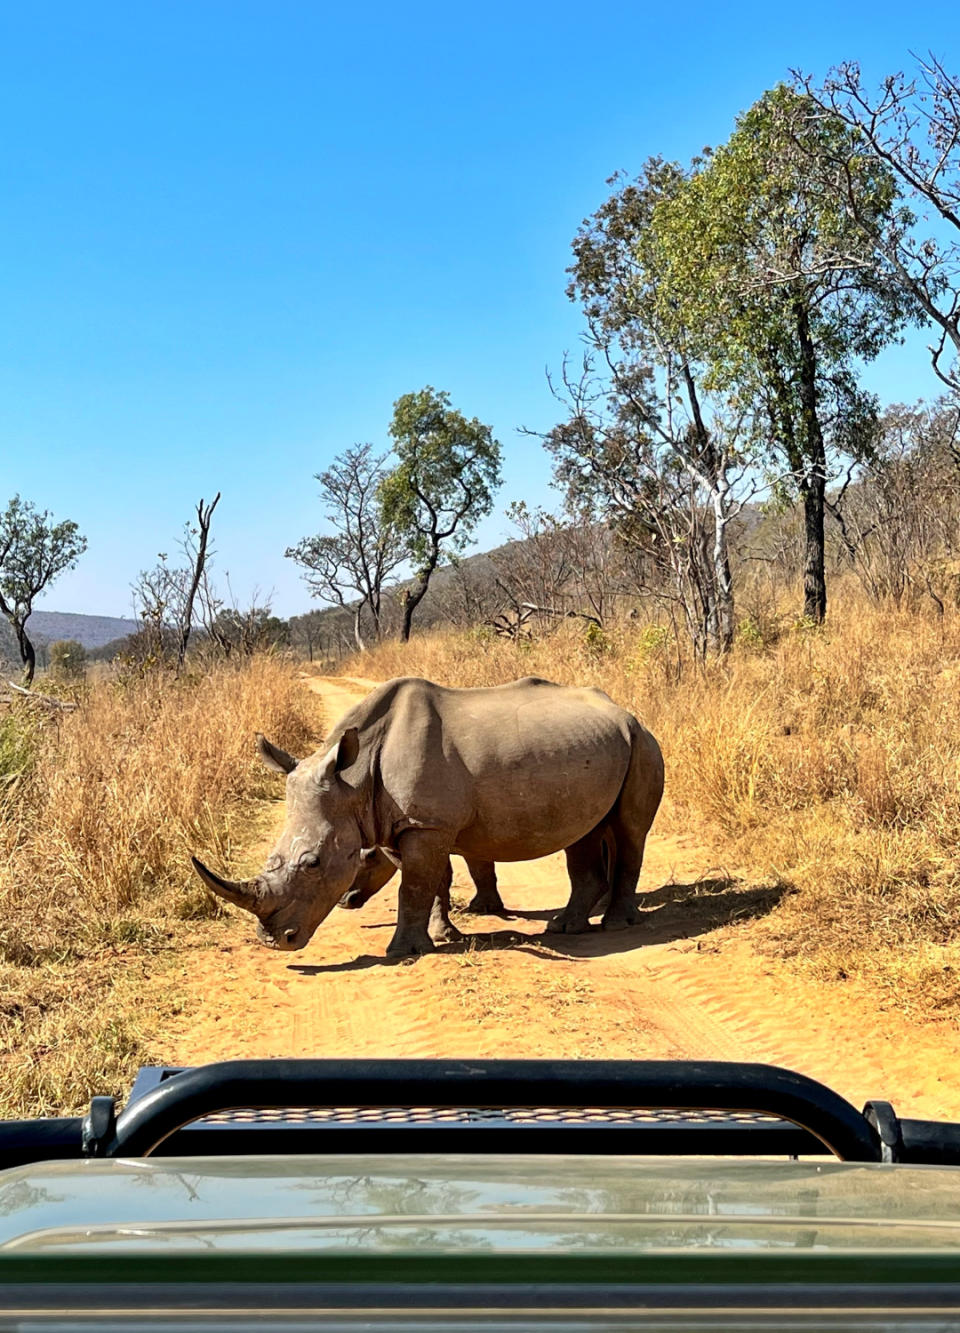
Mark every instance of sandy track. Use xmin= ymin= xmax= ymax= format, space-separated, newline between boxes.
xmin=158 ymin=676 xmax=960 ymax=1120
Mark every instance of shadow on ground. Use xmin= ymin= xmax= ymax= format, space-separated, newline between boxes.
xmin=288 ymin=877 xmax=792 ymax=973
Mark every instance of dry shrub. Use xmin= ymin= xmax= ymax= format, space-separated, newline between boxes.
xmin=1 ymin=656 xmax=319 ymax=1115
xmin=345 ymin=591 xmax=960 ymax=1018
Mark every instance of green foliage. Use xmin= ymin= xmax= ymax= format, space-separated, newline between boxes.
xmin=49 ymin=639 xmax=87 ymax=679
xmin=790 ymin=614 xmax=824 ymax=637
xmin=651 ymin=85 xmax=911 ymax=459
xmin=625 ymin=624 xmax=671 ymax=672
xmin=583 ymin=621 xmax=611 ymax=656
xmin=467 ymin=623 xmax=495 ymax=648
xmin=380 ymin=387 xmax=502 ymax=569
xmin=0 ymin=710 xmax=39 ymax=791
xmin=380 ymin=387 xmax=502 ymax=639
xmin=736 ymin=616 xmax=769 ymax=652
xmin=0 ymin=496 xmax=87 ymax=683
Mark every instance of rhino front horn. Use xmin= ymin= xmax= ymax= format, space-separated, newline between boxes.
xmin=191 ymin=856 xmax=261 ymax=910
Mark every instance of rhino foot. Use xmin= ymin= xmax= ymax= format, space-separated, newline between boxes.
xmin=429 ymin=919 xmax=465 ymax=945
xmin=601 ymin=899 xmax=643 ymax=931
xmin=549 ymin=909 xmax=592 ymax=935
xmin=465 ymin=890 xmax=508 ymax=916
xmin=386 ymin=927 xmax=436 ymax=958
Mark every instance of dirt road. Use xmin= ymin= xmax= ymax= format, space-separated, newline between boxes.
xmin=158 ymin=676 xmax=960 ymax=1120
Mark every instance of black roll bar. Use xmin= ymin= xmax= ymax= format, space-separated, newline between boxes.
xmin=7 ymin=1059 xmax=960 ymax=1170
xmin=90 ymin=1058 xmax=882 ymax=1161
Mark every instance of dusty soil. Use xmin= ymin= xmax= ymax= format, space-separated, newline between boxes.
xmin=156 ymin=676 xmax=960 ymax=1120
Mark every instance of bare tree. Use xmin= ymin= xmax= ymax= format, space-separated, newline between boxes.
xmin=176 ymin=494 xmax=220 ymax=669
xmin=425 ymin=555 xmax=501 ymax=629
xmin=488 ymin=501 xmax=620 ymax=632
xmin=829 ymin=399 xmax=960 ymax=603
xmin=132 ymin=493 xmax=220 ymax=671
xmin=801 ymin=56 xmax=960 ymax=397
xmin=538 ymin=355 xmax=756 ymax=662
xmin=286 ymin=445 xmax=406 ymax=651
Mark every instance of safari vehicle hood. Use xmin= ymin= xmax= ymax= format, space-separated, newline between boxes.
xmin=5 ymin=1154 xmax=960 ymax=1258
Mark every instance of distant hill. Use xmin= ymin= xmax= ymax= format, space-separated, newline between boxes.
xmin=27 ymin=611 xmax=138 ymax=650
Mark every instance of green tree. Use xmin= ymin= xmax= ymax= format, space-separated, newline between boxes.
xmin=653 ymin=86 xmax=914 ymax=622
xmin=379 ymin=388 xmax=502 ymax=641
xmin=0 ymin=496 xmax=87 ymax=684
xmin=552 ymin=158 xmax=757 ymax=654
xmin=49 ymin=639 xmax=88 ymax=679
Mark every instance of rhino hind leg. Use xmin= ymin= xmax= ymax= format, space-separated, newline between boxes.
xmin=463 ymin=858 xmax=507 ymax=915
xmin=600 ymin=722 xmax=665 ymax=932
xmin=387 ymin=830 xmax=453 ymax=958
xmin=551 ymin=824 xmax=609 ymax=934
xmin=600 ymin=838 xmax=645 ymax=930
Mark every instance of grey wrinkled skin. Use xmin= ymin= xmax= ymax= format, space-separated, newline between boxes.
xmin=339 ymin=848 xmax=508 ymax=916
xmin=192 ymin=676 xmax=664 ymax=960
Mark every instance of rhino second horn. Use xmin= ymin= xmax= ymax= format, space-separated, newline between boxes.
xmin=191 ymin=856 xmax=262 ymax=909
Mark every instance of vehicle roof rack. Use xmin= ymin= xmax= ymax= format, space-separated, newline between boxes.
xmin=2 ymin=1058 xmax=960 ymax=1169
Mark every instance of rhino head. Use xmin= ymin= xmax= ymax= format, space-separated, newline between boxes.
xmin=192 ymin=729 xmax=363 ymax=951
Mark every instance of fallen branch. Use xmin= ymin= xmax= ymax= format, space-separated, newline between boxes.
xmin=5 ymin=681 xmax=78 ymax=711
xmin=518 ymin=602 xmax=603 ymax=628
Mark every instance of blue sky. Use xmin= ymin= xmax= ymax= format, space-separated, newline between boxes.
xmin=2 ymin=2 xmax=957 ymax=619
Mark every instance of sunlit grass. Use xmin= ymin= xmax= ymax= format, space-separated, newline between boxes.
xmin=1 ymin=656 xmax=320 ymax=1115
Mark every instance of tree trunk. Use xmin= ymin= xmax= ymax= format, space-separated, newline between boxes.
xmin=400 ymin=580 xmax=428 ymax=642
xmin=714 ymin=522 xmax=735 ymax=651
xmin=399 ymin=549 xmax=439 ymax=643
xmin=700 ymin=529 xmax=721 ymax=653
xmin=16 ymin=624 xmax=36 ymax=686
xmin=353 ymin=604 xmax=367 ymax=653
xmin=794 ymin=299 xmax=828 ymax=624
xmin=177 ymin=493 xmax=220 ymax=673
xmin=801 ymin=473 xmax=827 ymax=623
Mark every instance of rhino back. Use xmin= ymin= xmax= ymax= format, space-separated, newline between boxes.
xmin=366 ymin=678 xmax=637 ymax=861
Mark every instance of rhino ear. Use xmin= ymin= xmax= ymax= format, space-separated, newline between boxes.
xmin=256 ymin=733 xmax=298 ymax=775
xmin=335 ymin=727 xmax=360 ymax=773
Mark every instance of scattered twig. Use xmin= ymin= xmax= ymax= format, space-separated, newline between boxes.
xmin=4 ymin=681 xmax=78 ymax=711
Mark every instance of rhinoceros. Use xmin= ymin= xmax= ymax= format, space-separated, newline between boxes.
xmin=192 ymin=676 xmax=664 ymax=959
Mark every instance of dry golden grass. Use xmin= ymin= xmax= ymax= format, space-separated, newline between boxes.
xmin=346 ymin=588 xmax=960 ymax=1020
xmin=1 ymin=657 xmax=320 ymax=1115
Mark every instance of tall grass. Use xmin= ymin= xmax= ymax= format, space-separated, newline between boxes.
xmin=345 ymin=589 xmax=960 ymax=1018
xmin=1 ymin=657 xmax=319 ymax=1114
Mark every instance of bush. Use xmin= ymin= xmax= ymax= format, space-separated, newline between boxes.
xmin=49 ymin=639 xmax=87 ymax=679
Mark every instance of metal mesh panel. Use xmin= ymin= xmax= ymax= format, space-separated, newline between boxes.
xmin=148 ymin=1070 xmax=784 ymax=1128
xmin=195 ymin=1104 xmax=785 ymax=1126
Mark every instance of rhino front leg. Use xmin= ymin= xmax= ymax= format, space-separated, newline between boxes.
xmin=428 ymin=860 xmax=465 ymax=944
xmin=464 ymin=858 xmax=507 ymax=915
xmin=388 ymin=831 xmax=452 ymax=958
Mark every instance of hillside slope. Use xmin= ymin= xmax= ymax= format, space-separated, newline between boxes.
xmin=28 ymin=611 xmax=138 ymax=649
